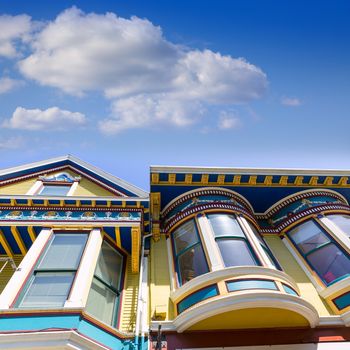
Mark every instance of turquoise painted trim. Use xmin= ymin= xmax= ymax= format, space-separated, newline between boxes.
xmin=78 ymin=319 xmax=126 ymax=349
xmin=282 ymin=283 xmax=299 ymax=296
xmin=0 ymin=314 xmax=136 ymax=350
xmin=177 ymin=284 xmax=218 ymax=314
xmin=333 ymin=291 xmax=350 ymax=310
xmin=0 ymin=314 xmax=80 ymax=331
xmin=226 ymin=279 xmax=277 ymax=292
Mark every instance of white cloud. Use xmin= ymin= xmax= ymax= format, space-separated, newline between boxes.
xmin=175 ymin=50 xmax=267 ymax=104
xmin=3 ymin=106 xmax=86 ymax=131
xmin=99 ymin=94 xmax=204 ymax=133
xmin=0 ymin=136 xmax=24 ymax=150
xmin=281 ymin=96 xmax=301 ymax=106
xmin=218 ymin=111 xmax=241 ymax=130
xmin=15 ymin=7 xmax=268 ymax=133
xmin=0 ymin=77 xmax=24 ymax=94
xmin=0 ymin=14 xmax=32 ymax=57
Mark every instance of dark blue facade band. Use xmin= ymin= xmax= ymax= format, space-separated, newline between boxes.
xmin=333 ymin=291 xmax=350 ymax=310
xmin=177 ymin=284 xmax=218 ymax=314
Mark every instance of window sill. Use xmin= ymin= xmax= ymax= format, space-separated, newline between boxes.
xmin=170 ymin=266 xmax=299 ymax=303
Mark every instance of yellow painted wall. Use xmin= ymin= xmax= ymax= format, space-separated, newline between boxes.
xmin=0 ymin=255 xmax=23 ymax=293
xmin=188 ymin=307 xmax=309 ymax=330
xmin=149 ymin=236 xmax=173 ymax=321
xmin=264 ymin=235 xmax=334 ymax=316
xmin=0 ymin=169 xmax=116 ymax=197
xmin=0 ymin=178 xmax=37 ymax=195
xmin=64 ymin=170 xmax=115 ymax=197
xmin=119 ymin=256 xmax=139 ymax=333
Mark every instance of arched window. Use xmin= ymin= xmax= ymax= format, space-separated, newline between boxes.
xmin=207 ymin=214 xmax=260 ymax=267
xmin=172 ymin=220 xmax=209 ymax=286
xmin=287 ymin=220 xmax=350 ymax=285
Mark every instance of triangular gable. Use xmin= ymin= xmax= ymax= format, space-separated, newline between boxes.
xmin=0 ymin=155 xmax=148 ymax=198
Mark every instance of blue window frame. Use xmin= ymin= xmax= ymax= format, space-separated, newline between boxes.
xmin=288 ymin=220 xmax=350 ymax=286
xmin=177 ymin=284 xmax=218 ymax=314
xmin=333 ymin=291 xmax=350 ymax=310
xmin=207 ymin=213 xmax=260 ymax=268
xmin=172 ymin=219 xmax=209 ymax=286
xmin=17 ymin=232 xmax=88 ymax=308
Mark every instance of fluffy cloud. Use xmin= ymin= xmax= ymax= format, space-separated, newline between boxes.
xmin=0 ymin=14 xmax=32 ymax=57
xmin=3 ymin=106 xmax=86 ymax=130
xmin=99 ymin=94 xmax=204 ymax=133
xmin=281 ymin=96 xmax=301 ymax=107
xmin=0 ymin=77 xmax=24 ymax=94
xmin=9 ymin=7 xmax=267 ymax=132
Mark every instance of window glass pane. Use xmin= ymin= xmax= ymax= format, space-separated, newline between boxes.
xmin=95 ymin=242 xmax=123 ymax=290
xmin=39 ymin=185 xmax=71 ymax=196
xmin=217 ymin=239 xmax=257 ymax=267
xmin=178 ymin=244 xmax=208 ymax=284
xmin=282 ymin=284 xmax=299 ymax=296
xmin=308 ymin=243 xmax=350 ymax=284
xmin=289 ymin=221 xmax=330 ymax=254
xmin=208 ymin=214 xmax=245 ymax=238
xmin=226 ymin=279 xmax=277 ymax=292
xmin=19 ymin=272 xmax=74 ymax=308
xmin=173 ymin=220 xmax=199 ymax=255
xmin=86 ymin=277 xmax=117 ymax=325
xmin=327 ymin=215 xmax=350 ymax=238
xmin=262 ymin=245 xmax=279 ymax=269
xmin=247 ymin=221 xmax=265 ymax=245
xmin=39 ymin=233 xmax=88 ymax=270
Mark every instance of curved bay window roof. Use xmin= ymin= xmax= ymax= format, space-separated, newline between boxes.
xmin=167 ymin=188 xmax=281 ymax=287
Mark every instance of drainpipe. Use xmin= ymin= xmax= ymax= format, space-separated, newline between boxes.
xmin=135 ymin=233 xmax=152 ymax=350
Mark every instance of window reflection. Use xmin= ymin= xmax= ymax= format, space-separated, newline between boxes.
xmin=172 ymin=220 xmax=209 ymax=285
xmin=327 ymin=215 xmax=350 ymax=238
xmin=208 ymin=214 xmax=259 ymax=268
xmin=288 ymin=220 xmax=350 ymax=285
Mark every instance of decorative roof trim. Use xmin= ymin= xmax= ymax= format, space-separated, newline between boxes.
xmin=162 ymin=187 xmax=254 ymax=215
xmin=259 ymin=189 xmax=348 ymax=217
xmin=0 ymin=155 xmax=148 ymax=198
xmin=151 ymin=165 xmax=350 ymax=176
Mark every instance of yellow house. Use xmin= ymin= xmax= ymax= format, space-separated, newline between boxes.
xmin=149 ymin=165 xmax=350 ymax=349
xmin=0 ymin=157 xmax=350 ymax=350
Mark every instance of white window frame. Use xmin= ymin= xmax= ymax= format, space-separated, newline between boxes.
xmin=0 ymin=228 xmax=103 ymax=310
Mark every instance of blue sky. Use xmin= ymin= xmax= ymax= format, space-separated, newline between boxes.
xmin=0 ymin=1 xmax=349 ymax=190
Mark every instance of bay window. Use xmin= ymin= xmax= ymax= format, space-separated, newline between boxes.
xmin=287 ymin=220 xmax=350 ymax=285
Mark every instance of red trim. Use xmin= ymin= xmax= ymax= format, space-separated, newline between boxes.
xmin=319 ymin=335 xmax=345 ymax=342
